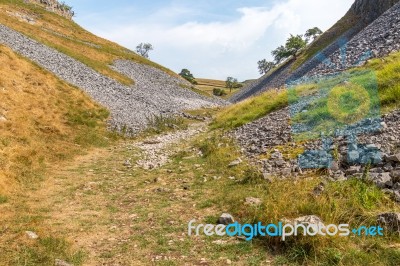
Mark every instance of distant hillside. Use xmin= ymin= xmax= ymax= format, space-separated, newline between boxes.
xmin=195 ymin=78 xmax=243 ymax=99
xmin=195 ymin=78 xmax=226 ymax=88
xmin=0 ymin=0 xmax=224 ymax=135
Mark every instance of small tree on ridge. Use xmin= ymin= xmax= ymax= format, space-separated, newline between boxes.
xmin=136 ymin=43 xmax=153 ymax=58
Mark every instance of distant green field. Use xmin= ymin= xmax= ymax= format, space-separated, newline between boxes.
xmin=195 ymin=78 xmax=243 ymax=99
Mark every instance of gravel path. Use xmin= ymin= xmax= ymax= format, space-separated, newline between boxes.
xmin=133 ymin=123 xmax=206 ymax=170
xmin=0 ymin=24 xmax=223 ymax=134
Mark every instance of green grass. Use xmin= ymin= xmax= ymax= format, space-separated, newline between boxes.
xmin=189 ymin=131 xmax=400 ymax=266
xmin=0 ymin=195 xmax=8 ymax=204
xmin=144 ymin=114 xmax=188 ymax=135
xmin=288 ymin=51 xmax=400 ymax=141
xmin=203 ymin=52 xmax=400 ymax=265
xmin=213 ymin=51 xmax=400 ymax=133
xmin=211 ymin=89 xmax=288 ymax=129
xmin=370 ymin=52 xmax=400 ymax=112
xmin=289 ymin=70 xmax=381 ymax=140
xmin=179 ymin=83 xmax=211 ymax=98
xmin=13 ymin=237 xmax=86 ymax=266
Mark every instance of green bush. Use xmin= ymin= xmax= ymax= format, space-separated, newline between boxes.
xmin=212 ymin=88 xmax=227 ymax=96
xmin=145 ymin=114 xmax=187 ymax=134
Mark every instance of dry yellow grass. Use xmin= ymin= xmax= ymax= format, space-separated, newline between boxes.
xmin=195 ymin=78 xmax=226 ymax=88
xmin=0 ymin=45 xmax=111 ymax=194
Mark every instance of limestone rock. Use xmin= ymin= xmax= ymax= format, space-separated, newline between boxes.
xmin=218 ymin=213 xmax=235 ymax=225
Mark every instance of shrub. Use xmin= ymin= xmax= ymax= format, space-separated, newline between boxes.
xmin=212 ymin=88 xmax=227 ymax=96
xmin=145 ymin=114 xmax=187 ymax=134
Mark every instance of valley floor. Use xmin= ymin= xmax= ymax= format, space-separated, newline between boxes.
xmin=0 ymin=122 xmax=274 ymax=265
xmin=1 ymin=119 xmax=399 ymax=266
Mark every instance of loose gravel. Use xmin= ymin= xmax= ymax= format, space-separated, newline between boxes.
xmin=0 ymin=24 xmax=224 ymax=134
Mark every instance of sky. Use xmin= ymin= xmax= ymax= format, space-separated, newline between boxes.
xmin=67 ymin=0 xmax=354 ymax=81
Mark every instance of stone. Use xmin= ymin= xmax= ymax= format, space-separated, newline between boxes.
xmin=270 ymin=151 xmax=283 ymax=159
xmin=332 ymin=170 xmax=346 ymax=181
xmin=330 ymin=160 xmax=340 ymax=171
xmin=348 ymin=150 xmax=360 ymax=162
xmin=345 ymin=165 xmax=361 ymax=176
xmin=245 ymin=197 xmax=262 ymax=206
xmin=262 ymin=172 xmax=273 ymax=182
xmin=312 ymin=182 xmax=325 ymax=196
xmin=212 ymin=240 xmax=227 ymax=245
xmin=383 ymin=163 xmax=394 ymax=172
xmin=365 ymin=144 xmax=379 ymax=150
xmin=218 ymin=213 xmax=235 ymax=225
xmin=390 ymin=170 xmax=400 ymax=183
xmin=293 ymin=215 xmax=324 ymax=228
xmin=228 ymin=158 xmax=242 ymax=167
xmin=25 ymin=231 xmax=38 ymax=239
xmin=394 ymin=190 xmax=400 ymax=202
xmin=387 ymin=153 xmax=400 ymax=163
xmin=282 ymin=215 xmax=325 ymax=234
xmin=55 ymin=259 xmax=74 ymax=266
xmin=368 ymin=172 xmax=393 ymax=188
xmin=377 ymin=213 xmax=400 ymax=233
xmin=275 ymin=159 xmax=286 ymax=167
xmin=370 ymin=168 xmax=383 ymax=173
xmin=123 ymin=159 xmax=132 ymax=167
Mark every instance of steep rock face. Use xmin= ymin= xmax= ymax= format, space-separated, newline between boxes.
xmin=230 ymin=0 xmax=400 ymax=103
xmin=351 ymin=0 xmax=400 ymax=24
xmin=24 ymin=0 xmax=74 ymax=19
xmin=308 ymin=2 xmax=400 ymax=77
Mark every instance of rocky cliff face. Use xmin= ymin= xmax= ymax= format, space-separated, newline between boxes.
xmin=24 ymin=0 xmax=74 ymax=19
xmin=308 ymin=2 xmax=400 ymax=77
xmin=351 ymin=0 xmax=400 ymax=24
xmin=230 ymin=0 xmax=400 ymax=103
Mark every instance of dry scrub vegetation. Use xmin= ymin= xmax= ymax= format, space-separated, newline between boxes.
xmin=0 ymin=45 xmax=112 ymax=193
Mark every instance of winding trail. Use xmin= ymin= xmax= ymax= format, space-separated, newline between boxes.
xmin=0 ymin=122 xmax=254 ymax=265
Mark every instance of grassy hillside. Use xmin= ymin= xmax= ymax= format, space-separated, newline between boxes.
xmin=239 ymin=7 xmax=359 ymax=96
xmin=0 ymin=45 xmax=114 ymax=194
xmin=292 ymin=10 xmax=359 ymax=70
xmin=207 ymin=50 xmax=400 ymax=265
xmin=0 ymin=0 xmax=180 ymax=85
xmin=195 ymin=78 xmax=226 ymax=88
xmin=214 ymin=50 xmax=400 ymax=130
xmin=195 ymin=78 xmax=242 ymax=99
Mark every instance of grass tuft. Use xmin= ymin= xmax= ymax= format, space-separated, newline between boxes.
xmin=144 ymin=114 xmax=188 ymax=135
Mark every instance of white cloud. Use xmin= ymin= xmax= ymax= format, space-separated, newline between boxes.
xmin=101 ymin=7 xmax=279 ymax=51
xmin=85 ymin=0 xmax=354 ymax=80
